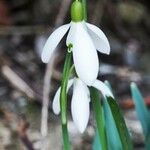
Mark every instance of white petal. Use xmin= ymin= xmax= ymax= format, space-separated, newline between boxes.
xmin=72 ymin=21 xmax=99 ymax=86
xmin=66 ymin=22 xmax=77 ymax=46
xmin=86 ymin=23 xmax=110 ymax=55
xmin=92 ymin=80 xmax=114 ymax=98
xmin=41 ymin=24 xmax=70 ymax=63
xmin=71 ymin=78 xmax=90 ymax=133
xmin=52 ymin=79 xmax=74 ymax=115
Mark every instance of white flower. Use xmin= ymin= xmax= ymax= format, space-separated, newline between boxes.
xmin=41 ymin=21 xmax=110 ymax=86
xmin=52 ymin=78 xmax=114 ymax=133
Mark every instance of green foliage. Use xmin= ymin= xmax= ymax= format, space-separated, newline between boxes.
xmin=92 ymin=130 xmax=102 ymax=150
xmin=92 ymin=82 xmax=133 ymax=150
xmin=90 ymin=87 xmax=107 ymax=150
xmin=93 ymin=98 xmax=123 ymax=150
xmin=130 ymin=82 xmax=150 ymax=150
xmin=103 ymin=97 xmax=122 ymax=150
xmin=107 ymin=97 xmax=133 ymax=150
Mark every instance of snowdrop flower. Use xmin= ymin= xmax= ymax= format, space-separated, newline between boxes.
xmin=52 ymin=78 xmax=114 ymax=133
xmin=41 ymin=0 xmax=110 ymax=86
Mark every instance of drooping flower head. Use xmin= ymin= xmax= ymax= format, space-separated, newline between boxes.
xmin=41 ymin=0 xmax=110 ymax=86
xmin=52 ymin=78 xmax=114 ymax=133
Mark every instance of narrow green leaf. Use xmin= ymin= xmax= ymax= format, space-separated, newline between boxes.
xmin=90 ymin=87 xmax=107 ymax=150
xmin=145 ymin=134 xmax=150 ymax=150
xmin=104 ymin=81 xmax=122 ymax=149
xmin=107 ymin=97 xmax=133 ymax=150
xmin=130 ymin=82 xmax=150 ymax=149
xmin=103 ymin=98 xmax=122 ymax=150
xmin=92 ymin=130 xmax=102 ymax=150
xmin=130 ymin=82 xmax=150 ymax=138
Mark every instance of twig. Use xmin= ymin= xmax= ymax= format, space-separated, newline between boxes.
xmin=0 ymin=54 xmax=43 ymax=102
xmin=1 ymin=65 xmax=35 ymax=99
xmin=40 ymin=0 xmax=71 ymax=149
xmin=0 ymin=25 xmax=51 ymax=35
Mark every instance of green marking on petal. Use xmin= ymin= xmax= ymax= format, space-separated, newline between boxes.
xmin=67 ymin=43 xmax=73 ymax=53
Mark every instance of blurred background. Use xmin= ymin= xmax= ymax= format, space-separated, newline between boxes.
xmin=0 ymin=0 xmax=149 ymax=149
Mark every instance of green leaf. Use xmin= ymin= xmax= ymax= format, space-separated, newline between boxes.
xmin=107 ymin=97 xmax=133 ymax=150
xmin=90 ymin=87 xmax=107 ymax=150
xmin=92 ymin=130 xmax=102 ymax=150
xmin=103 ymin=97 xmax=122 ymax=150
xmin=104 ymin=81 xmax=122 ymax=149
xmin=130 ymin=82 xmax=150 ymax=149
xmin=130 ymin=82 xmax=150 ymax=136
xmin=145 ymin=134 xmax=150 ymax=150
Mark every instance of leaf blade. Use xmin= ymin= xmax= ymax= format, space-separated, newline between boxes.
xmin=107 ymin=97 xmax=133 ymax=150
xmin=103 ymin=97 xmax=122 ymax=149
xmin=130 ymin=82 xmax=150 ymax=149
xmin=130 ymin=82 xmax=150 ymax=137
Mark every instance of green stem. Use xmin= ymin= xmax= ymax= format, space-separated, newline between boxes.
xmin=82 ymin=0 xmax=87 ymax=21
xmin=60 ymin=49 xmax=72 ymax=150
xmin=90 ymin=87 xmax=107 ymax=150
xmin=62 ymin=124 xmax=70 ymax=150
xmin=60 ymin=51 xmax=72 ymax=124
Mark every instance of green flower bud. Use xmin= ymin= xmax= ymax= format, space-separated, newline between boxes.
xmin=71 ymin=0 xmax=83 ymax=22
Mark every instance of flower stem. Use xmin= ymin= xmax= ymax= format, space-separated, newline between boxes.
xmin=62 ymin=124 xmax=70 ymax=150
xmin=82 ymin=0 xmax=87 ymax=21
xmin=90 ymin=87 xmax=107 ymax=150
xmin=60 ymin=48 xmax=72 ymax=150
xmin=60 ymin=50 xmax=72 ymax=124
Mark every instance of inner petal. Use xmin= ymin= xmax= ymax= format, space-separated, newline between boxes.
xmin=71 ymin=78 xmax=90 ymax=133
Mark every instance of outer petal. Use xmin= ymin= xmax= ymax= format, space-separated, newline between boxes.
xmin=41 ymin=24 xmax=70 ymax=63
xmin=71 ymin=78 xmax=90 ymax=133
xmin=52 ymin=79 xmax=74 ymax=115
xmin=92 ymin=80 xmax=114 ymax=98
xmin=66 ymin=22 xmax=77 ymax=46
xmin=72 ymin=21 xmax=99 ymax=86
xmin=86 ymin=23 xmax=110 ymax=55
